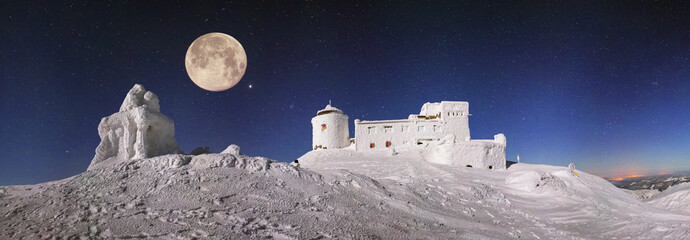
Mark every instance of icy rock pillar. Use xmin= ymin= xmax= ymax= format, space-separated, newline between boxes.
xmin=88 ymin=84 xmax=183 ymax=170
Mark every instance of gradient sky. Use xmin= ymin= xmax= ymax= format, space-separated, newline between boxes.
xmin=1 ymin=1 xmax=688 ymax=185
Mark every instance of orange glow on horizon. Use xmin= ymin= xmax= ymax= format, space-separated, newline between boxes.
xmin=609 ymin=174 xmax=646 ymax=181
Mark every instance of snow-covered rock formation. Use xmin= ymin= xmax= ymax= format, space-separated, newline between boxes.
xmin=221 ymin=144 xmax=242 ymax=155
xmin=88 ymin=84 xmax=183 ymax=170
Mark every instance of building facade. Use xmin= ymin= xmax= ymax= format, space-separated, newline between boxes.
xmin=354 ymin=101 xmax=471 ymax=151
xmin=310 ymin=101 xmax=506 ymax=169
xmin=311 ymin=104 xmax=350 ymax=150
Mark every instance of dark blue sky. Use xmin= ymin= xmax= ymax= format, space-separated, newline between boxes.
xmin=1 ymin=1 xmax=688 ymax=185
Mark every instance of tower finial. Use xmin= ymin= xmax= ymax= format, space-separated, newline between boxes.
xmin=329 ymin=100 xmax=332 ymax=106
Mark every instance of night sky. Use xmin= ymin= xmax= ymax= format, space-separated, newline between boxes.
xmin=1 ymin=1 xmax=689 ymax=185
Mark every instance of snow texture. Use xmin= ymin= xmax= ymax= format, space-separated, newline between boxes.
xmin=423 ymin=134 xmax=506 ymax=169
xmin=2 ymin=148 xmax=690 ymax=239
xmin=647 ymin=182 xmax=690 ymax=214
xmin=221 ymin=144 xmax=242 ymax=155
xmin=624 ymin=189 xmax=661 ymax=200
xmin=89 ymin=84 xmax=183 ymax=170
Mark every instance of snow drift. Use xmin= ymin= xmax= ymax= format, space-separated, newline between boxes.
xmin=3 ymin=148 xmax=690 ymax=239
xmin=647 ymin=182 xmax=690 ymax=214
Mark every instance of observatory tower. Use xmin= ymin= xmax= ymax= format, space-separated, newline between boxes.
xmin=311 ymin=103 xmax=350 ymax=150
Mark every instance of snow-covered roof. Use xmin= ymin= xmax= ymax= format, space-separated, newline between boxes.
xmin=357 ymin=119 xmax=442 ymax=124
xmin=317 ymin=104 xmax=343 ymax=115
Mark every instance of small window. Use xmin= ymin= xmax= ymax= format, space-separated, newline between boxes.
xmin=370 ymin=143 xmax=375 ymax=148
xmin=418 ymin=126 xmax=425 ymax=132
xmin=367 ymin=126 xmax=376 ymax=134
xmin=402 ymin=140 xmax=408 ymax=145
xmin=434 ymin=125 xmax=440 ymax=132
xmin=384 ymin=126 xmax=393 ymax=133
xmin=488 ymin=165 xmax=493 ymax=169
xmin=466 ymin=165 xmax=472 ymax=168
xmin=321 ymin=124 xmax=327 ymax=130
xmin=386 ymin=141 xmax=391 ymax=148
xmin=402 ymin=125 xmax=409 ymax=132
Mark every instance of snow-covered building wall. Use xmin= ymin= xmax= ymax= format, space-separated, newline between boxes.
xmin=311 ymin=104 xmax=350 ymax=150
xmin=423 ymin=134 xmax=506 ymax=169
xmin=309 ymin=101 xmax=506 ymax=169
xmin=354 ymin=101 xmax=471 ymax=150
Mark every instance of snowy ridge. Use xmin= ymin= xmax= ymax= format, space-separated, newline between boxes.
xmin=299 ymin=148 xmax=690 ymax=239
xmin=647 ymin=182 xmax=690 ymax=214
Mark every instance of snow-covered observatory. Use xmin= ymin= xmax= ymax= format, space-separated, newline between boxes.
xmin=310 ymin=101 xmax=506 ymax=169
xmin=311 ymin=103 xmax=350 ymax=150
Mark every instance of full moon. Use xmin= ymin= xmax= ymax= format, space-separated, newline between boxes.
xmin=185 ymin=32 xmax=247 ymax=92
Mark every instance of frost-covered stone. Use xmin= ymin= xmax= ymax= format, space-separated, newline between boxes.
xmin=494 ymin=133 xmax=506 ymax=145
xmin=88 ymin=84 xmax=182 ymax=170
xmin=119 ymin=84 xmax=160 ymax=113
xmin=221 ymin=144 xmax=242 ymax=155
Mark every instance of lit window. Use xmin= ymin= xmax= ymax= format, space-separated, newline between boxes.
xmin=386 ymin=141 xmax=391 ymax=147
xmin=370 ymin=143 xmax=375 ymax=148
xmin=321 ymin=124 xmax=327 ymax=130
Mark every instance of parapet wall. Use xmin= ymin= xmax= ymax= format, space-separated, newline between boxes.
xmin=423 ymin=136 xmax=506 ymax=169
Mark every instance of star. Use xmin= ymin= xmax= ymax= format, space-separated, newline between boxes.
xmin=248 ymin=84 xmax=253 ymax=89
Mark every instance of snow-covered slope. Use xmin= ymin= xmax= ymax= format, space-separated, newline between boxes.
xmin=647 ymin=182 xmax=690 ymax=214
xmin=299 ymin=148 xmax=690 ymax=239
xmin=2 ymin=148 xmax=689 ymax=239
xmin=0 ymin=151 xmax=474 ymax=239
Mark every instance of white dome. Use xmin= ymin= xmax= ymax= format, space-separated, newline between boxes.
xmin=317 ymin=104 xmax=343 ymax=115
